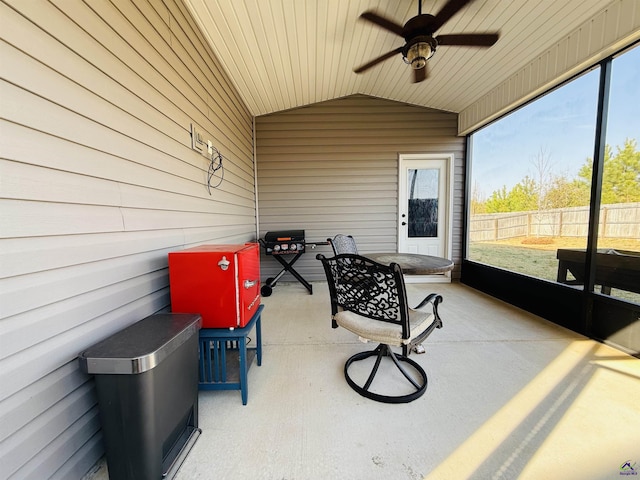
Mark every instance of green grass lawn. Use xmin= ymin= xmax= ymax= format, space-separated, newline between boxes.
xmin=469 ymin=243 xmax=560 ymax=281
xmin=468 ymin=243 xmax=640 ymax=304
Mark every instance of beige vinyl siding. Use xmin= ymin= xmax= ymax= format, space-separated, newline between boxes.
xmin=255 ymin=95 xmax=465 ymax=284
xmin=0 ymin=0 xmax=255 ymax=478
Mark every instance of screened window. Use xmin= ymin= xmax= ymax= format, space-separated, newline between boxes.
xmin=468 ymin=69 xmax=600 ymax=282
xmin=595 ymin=46 xmax=640 ymax=304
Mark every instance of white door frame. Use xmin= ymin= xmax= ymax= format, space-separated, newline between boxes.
xmin=398 ymin=153 xmax=454 ymax=282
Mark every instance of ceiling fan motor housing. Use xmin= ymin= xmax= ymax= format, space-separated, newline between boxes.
xmin=402 ymin=14 xmax=436 ymax=39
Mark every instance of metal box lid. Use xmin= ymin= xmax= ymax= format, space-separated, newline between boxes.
xmin=78 ymin=313 xmax=201 ymax=375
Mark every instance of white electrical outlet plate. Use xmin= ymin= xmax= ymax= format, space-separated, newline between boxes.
xmin=191 ymin=123 xmax=205 ymax=153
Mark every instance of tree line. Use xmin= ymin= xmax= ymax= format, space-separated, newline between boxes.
xmin=472 ymin=138 xmax=640 ymax=214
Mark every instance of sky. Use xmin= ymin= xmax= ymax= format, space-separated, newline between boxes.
xmin=471 ymin=44 xmax=639 ymax=198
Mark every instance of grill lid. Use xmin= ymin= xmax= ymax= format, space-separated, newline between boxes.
xmin=264 ymin=230 xmax=305 ymax=243
xmin=262 ymin=229 xmax=306 ymax=255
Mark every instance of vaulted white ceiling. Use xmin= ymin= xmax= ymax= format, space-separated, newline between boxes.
xmin=183 ymin=0 xmax=630 ymax=118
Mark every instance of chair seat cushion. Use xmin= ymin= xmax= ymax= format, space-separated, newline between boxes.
xmin=334 ymin=308 xmax=433 ymax=347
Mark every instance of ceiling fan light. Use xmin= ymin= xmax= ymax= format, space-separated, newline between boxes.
xmin=405 ymin=42 xmax=433 ymax=70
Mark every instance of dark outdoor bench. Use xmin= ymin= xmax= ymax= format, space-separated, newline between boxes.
xmin=556 ymin=248 xmax=640 ymax=295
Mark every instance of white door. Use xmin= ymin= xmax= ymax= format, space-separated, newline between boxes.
xmin=398 ymin=154 xmax=453 ymax=261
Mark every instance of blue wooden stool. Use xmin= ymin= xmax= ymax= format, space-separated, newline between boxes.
xmin=198 ymin=305 xmax=263 ymax=405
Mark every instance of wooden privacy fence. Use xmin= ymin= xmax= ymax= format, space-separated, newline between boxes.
xmin=470 ymin=203 xmax=640 ymax=242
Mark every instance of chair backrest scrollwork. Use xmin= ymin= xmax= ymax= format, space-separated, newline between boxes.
xmin=317 ymin=254 xmax=410 ymax=339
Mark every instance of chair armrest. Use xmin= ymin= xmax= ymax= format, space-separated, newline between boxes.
xmin=412 ymin=293 xmax=444 ymax=328
xmin=413 ymin=293 xmax=443 ymax=311
xmin=406 ymin=293 xmax=444 ymax=355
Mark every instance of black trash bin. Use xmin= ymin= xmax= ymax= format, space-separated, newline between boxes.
xmin=79 ymin=313 xmax=202 ymax=480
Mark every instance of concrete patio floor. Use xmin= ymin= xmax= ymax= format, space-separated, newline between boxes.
xmin=90 ymin=281 xmax=640 ymax=480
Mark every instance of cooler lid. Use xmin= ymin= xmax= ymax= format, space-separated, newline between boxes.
xmin=78 ymin=313 xmax=201 ymax=375
xmin=170 ymin=244 xmax=257 ymax=254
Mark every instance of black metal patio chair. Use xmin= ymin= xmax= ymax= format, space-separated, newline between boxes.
xmin=316 ymin=253 xmax=444 ymax=403
xmin=327 ymin=234 xmax=359 ymax=255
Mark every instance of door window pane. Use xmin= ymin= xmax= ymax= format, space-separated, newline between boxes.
xmin=468 ymin=69 xmax=599 ymax=282
xmin=408 ymin=168 xmax=438 ymax=237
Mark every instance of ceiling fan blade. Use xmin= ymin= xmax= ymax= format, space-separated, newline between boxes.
xmin=430 ymin=0 xmax=473 ymax=33
xmin=360 ymin=11 xmax=404 ymax=36
xmin=354 ymin=46 xmax=404 ymax=73
xmin=413 ymin=65 xmax=428 ymax=83
xmin=436 ymin=33 xmax=499 ymax=47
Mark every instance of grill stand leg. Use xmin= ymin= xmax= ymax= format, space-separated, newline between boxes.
xmin=262 ymin=252 xmax=313 ymax=296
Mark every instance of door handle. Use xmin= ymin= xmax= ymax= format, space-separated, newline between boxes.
xmin=244 ymin=279 xmax=258 ymax=289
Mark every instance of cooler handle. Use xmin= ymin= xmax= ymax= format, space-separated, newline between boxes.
xmin=244 ymin=279 xmax=258 ymax=289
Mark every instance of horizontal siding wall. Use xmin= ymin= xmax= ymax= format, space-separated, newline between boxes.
xmin=255 ymin=95 xmax=465 ymax=284
xmin=0 ymin=0 xmax=255 ymax=479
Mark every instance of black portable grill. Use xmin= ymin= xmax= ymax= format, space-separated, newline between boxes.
xmin=259 ymin=230 xmax=328 ymax=296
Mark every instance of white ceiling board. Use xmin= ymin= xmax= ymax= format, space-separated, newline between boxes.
xmin=183 ymin=0 xmax=627 ymax=117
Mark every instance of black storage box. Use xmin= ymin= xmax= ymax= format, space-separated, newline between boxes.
xmin=79 ymin=313 xmax=201 ymax=480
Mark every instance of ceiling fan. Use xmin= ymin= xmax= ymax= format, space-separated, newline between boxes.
xmin=354 ymin=0 xmax=500 ymax=83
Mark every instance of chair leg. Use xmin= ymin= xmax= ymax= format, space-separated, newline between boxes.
xmin=343 ymin=344 xmax=428 ymax=404
xmin=362 ymin=345 xmax=384 ymax=391
xmin=386 ymin=346 xmax=422 ymax=389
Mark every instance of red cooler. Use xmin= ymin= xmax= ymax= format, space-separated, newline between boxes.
xmin=168 ymin=244 xmax=261 ymax=328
